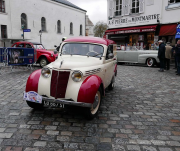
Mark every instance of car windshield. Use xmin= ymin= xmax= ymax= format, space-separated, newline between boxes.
xmin=61 ymin=43 xmax=104 ymax=58
xmin=33 ymin=44 xmax=45 ymax=49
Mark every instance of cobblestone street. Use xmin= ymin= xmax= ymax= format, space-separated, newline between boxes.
xmin=0 ymin=64 xmax=180 ymax=151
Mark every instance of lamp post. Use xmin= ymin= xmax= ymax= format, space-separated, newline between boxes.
xmin=39 ymin=30 xmax=42 ymax=43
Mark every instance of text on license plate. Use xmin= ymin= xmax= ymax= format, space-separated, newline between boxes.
xmin=44 ymin=101 xmax=64 ymax=108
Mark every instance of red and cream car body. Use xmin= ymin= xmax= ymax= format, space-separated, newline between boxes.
xmin=24 ymin=37 xmax=117 ymax=119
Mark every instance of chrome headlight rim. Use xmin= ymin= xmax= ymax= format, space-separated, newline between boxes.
xmin=41 ymin=67 xmax=51 ymax=78
xmin=71 ymin=70 xmax=83 ymax=82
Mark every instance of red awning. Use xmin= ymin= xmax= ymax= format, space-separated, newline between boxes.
xmin=105 ymin=25 xmax=157 ymax=35
xmin=159 ymin=24 xmax=177 ymax=36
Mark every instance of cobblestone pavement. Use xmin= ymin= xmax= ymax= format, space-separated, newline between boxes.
xmin=0 ymin=64 xmax=180 ymax=151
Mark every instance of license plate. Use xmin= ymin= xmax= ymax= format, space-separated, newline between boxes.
xmin=23 ymin=91 xmax=42 ymax=104
xmin=44 ymin=101 xmax=64 ymax=108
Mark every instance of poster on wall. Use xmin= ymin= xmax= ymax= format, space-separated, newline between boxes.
xmin=138 ymin=35 xmax=144 ymax=41
xmin=154 ymin=36 xmax=158 ymax=43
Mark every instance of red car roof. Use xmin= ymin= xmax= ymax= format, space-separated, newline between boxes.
xmin=64 ymin=37 xmax=116 ymax=46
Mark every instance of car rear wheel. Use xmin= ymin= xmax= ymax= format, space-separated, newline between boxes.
xmin=26 ymin=101 xmax=44 ymax=109
xmin=85 ymin=87 xmax=102 ymax=120
xmin=147 ymin=58 xmax=155 ymax=67
xmin=40 ymin=57 xmax=48 ymax=67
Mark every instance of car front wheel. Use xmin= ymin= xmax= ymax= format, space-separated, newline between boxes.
xmin=40 ymin=57 xmax=48 ymax=67
xmin=146 ymin=58 xmax=155 ymax=67
xmin=84 ymin=87 xmax=102 ymax=120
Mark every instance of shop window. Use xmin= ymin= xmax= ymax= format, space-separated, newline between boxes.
xmin=115 ymin=0 xmax=122 ymax=16
xmin=80 ymin=25 xmax=82 ymax=35
xmin=57 ymin=20 xmax=61 ymax=33
xmin=0 ymin=0 xmax=5 ymax=13
xmin=21 ymin=13 xmax=27 ymax=29
xmin=1 ymin=25 xmax=7 ymax=38
xmin=41 ymin=17 xmax=46 ymax=32
xmin=131 ymin=0 xmax=139 ymax=14
xmin=70 ymin=22 xmax=73 ymax=34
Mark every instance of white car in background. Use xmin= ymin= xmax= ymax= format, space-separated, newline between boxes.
xmin=116 ymin=49 xmax=159 ymax=67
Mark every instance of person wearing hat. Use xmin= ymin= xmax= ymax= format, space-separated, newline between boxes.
xmin=165 ymin=42 xmax=172 ymax=70
xmin=158 ymin=40 xmax=166 ymax=72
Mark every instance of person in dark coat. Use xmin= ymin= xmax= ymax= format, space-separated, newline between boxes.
xmin=174 ymin=40 xmax=180 ymax=75
xmin=158 ymin=40 xmax=166 ymax=72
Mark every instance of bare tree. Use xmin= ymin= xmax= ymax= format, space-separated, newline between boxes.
xmin=93 ymin=21 xmax=108 ymax=38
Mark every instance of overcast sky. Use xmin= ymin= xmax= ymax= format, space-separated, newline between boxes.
xmin=67 ymin=0 xmax=107 ymax=25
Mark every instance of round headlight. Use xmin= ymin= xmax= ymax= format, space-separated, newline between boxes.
xmin=72 ymin=71 xmax=83 ymax=82
xmin=41 ymin=68 xmax=51 ymax=78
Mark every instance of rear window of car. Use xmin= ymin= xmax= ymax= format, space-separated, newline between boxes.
xmin=61 ymin=43 xmax=104 ymax=58
xmin=33 ymin=44 xmax=45 ymax=49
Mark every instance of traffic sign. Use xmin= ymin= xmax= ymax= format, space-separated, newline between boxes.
xmin=23 ymin=29 xmax=31 ymax=32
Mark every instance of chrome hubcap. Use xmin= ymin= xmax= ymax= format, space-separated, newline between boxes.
xmin=91 ymin=91 xmax=100 ymax=115
xmin=148 ymin=59 xmax=153 ymax=66
xmin=40 ymin=60 xmax=47 ymax=67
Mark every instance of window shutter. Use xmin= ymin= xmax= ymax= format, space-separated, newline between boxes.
xmin=139 ymin=0 xmax=145 ymax=13
xmin=122 ymin=0 xmax=125 ymax=16
xmin=124 ymin=0 xmax=130 ymax=15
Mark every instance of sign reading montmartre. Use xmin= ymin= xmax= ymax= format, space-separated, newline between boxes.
xmin=108 ymin=14 xmax=160 ymax=27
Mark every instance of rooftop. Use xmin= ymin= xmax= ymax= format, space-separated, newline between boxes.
xmin=51 ymin=0 xmax=86 ymax=12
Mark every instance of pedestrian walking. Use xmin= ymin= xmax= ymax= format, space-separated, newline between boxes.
xmin=157 ymin=40 xmax=166 ymax=72
xmin=174 ymin=39 xmax=180 ymax=75
xmin=164 ymin=42 xmax=172 ymax=70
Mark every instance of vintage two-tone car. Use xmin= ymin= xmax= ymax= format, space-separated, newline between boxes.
xmin=117 ymin=49 xmax=159 ymax=67
xmin=23 ymin=37 xmax=117 ymax=119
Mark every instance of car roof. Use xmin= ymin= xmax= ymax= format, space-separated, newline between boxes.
xmin=13 ymin=41 xmax=42 ymax=45
xmin=64 ymin=37 xmax=116 ymax=46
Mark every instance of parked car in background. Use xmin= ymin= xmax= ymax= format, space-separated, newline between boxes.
xmin=23 ymin=37 xmax=117 ymax=119
xmin=116 ymin=48 xmax=159 ymax=67
xmin=12 ymin=41 xmax=58 ymax=67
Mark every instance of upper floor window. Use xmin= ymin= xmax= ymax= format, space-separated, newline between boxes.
xmin=21 ymin=13 xmax=27 ymax=29
xmin=41 ymin=17 xmax=46 ymax=31
xmin=1 ymin=25 xmax=7 ymax=38
xmin=57 ymin=20 xmax=61 ymax=33
xmin=70 ymin=22 xmax=73 ymax=34
xmin=132 ymin=0 xmax=139 ymax=14
xmin=80 ymin=25 xmax=82 ymax=35
xmin=0 ymin=0 xmax=5 ymax=13
xmin=169 ymin=0 xmax=180 ymax=3
xmin=115 ymin=0 xmax=122 ymax=16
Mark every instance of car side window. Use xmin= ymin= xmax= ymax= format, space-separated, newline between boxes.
xmin=26 ymin=44 xmax=32 ymax=48
xmin=17 ymin=44 xmax=24 ymax=48
xmin=12 ymin=44 xmax=17 ymax=48
xmin=106 ymin=45 xmax=113 ymax=60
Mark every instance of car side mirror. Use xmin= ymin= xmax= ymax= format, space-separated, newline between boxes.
xmin=54 ymin=50 xmax=58 ymax=54
xmin=108 ymin=53 xmax=114 ymax=59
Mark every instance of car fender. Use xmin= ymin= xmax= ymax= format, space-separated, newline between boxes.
xmin=25 ymin=69 xmax=41 ymax=92
xmin=38 ymin=54 xmax=55 ymax=63
xmin=77 ymin=75 xmax=104 ymax=104
xmin=138 ymin=54 xmax=159 ymax=64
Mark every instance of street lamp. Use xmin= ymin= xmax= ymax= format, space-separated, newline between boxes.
xmin=39 ymin=30 xmax=42 ymax=43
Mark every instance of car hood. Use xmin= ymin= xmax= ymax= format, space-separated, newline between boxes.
xmin=48 ymin=55 xmax=102 ymax=69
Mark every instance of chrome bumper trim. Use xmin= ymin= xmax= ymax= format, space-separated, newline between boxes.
xmin=42 ymin=97 xmax=92 ymax=108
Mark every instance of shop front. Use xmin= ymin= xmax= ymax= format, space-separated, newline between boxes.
xmin=159 ymin=23 xmax=177 ymax=46
xmin=105 ymin=25 xmax=158 ymax=50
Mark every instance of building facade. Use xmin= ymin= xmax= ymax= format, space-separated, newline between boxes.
xmin=105 ymin=0 xmax=180 ymax=50
xmin=0 ymin=0 xmax=86 ymax=49
xmin=85 ymin=15 xmax=94 ymax=37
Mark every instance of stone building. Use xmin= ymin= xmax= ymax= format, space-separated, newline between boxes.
xmin=0 ymin=0 xmax=86 ymax=49
xmin=85 ymin=15 xmax=94 ymax=37
xmin=105 ymin=0 xmax=180 ymax=49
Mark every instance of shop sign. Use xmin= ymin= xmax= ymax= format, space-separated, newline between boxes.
xmin=108 ymin=14 xmax=160 ymax=26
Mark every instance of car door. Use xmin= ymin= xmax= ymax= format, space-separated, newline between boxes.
xmin=103 ymin=45 xmax=116 ymax=88
xmin=124 ymin=49 xmax=139 ymax=63
xmin=117 ymin=50 xmax=125 ymax=62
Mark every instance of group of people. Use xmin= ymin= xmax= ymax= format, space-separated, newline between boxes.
xmin=158 ymin=39 xmax=180 ymax=75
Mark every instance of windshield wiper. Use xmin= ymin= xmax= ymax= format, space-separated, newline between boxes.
xmin=92 ymin=53 xmax=103 ymax=57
